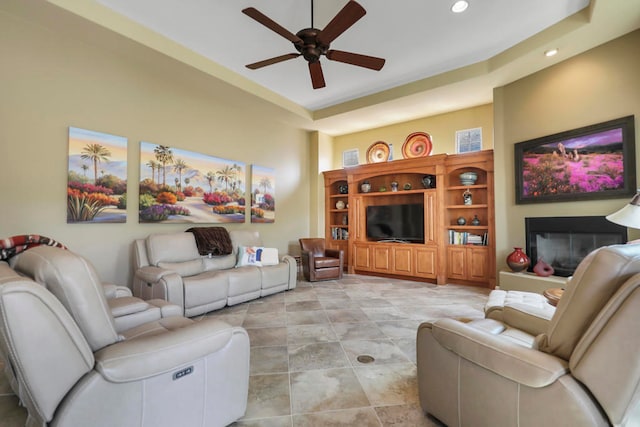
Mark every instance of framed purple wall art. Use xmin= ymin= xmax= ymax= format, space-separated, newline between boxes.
xmin=514 ymin=115 xmax=636 ymax=204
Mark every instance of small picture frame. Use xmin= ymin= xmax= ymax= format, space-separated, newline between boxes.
xmin=456 ymin=127 xmax=482 ymax=153
xmin=342 ymin=149 xmax=359 ymax=167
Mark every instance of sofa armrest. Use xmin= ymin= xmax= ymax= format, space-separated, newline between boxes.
xmin=501 ymin=303 xmax=554 ymax=336
xmin=425 ymin=318 xmax=568 ymax=387
xmin=102 ymin=282 xmax=133 ymax=299
xmin=134 ymin=267 xmax=184 ymax=312
xmin=94 ymin=320 xmax=246 ymax=382
xmin=135 ymin=266 xmax=177 ymax=283
xmin=279 ymin=255 xmax=297 ymax=290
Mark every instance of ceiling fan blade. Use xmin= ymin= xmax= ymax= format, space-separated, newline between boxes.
xmin=242 ymin=7 xmax=303 ymax=44
xmin=326 ymin=50 xmax=385 ymax=71
xmin=308 ymin=61 xmax=326 ymax=89
xmin=317 ymin=1 xmax=366 ymax=45
xmin=246 ymin=53 xmax=301 ymax=70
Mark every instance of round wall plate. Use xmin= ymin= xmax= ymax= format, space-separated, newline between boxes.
xmin=402 ymin=132 xmax=433 ymax=158
xmin=366 ymin=141 xmax=390 ymax=163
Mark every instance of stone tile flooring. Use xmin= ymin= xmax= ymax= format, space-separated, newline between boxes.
xmin=0 ymin=274 xmax=490 ymax=426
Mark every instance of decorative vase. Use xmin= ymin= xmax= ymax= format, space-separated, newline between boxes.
xmin=338 ymin=184 xmax=348 ymax=194
xmin=457 ymin=217 xmax=466 ymax=225
xmin=463 ymin=189 xmax=472 ymax=205
xmin=506 ymin=247 xmax=530 ymax=273
xmin=403 ymin=182 xmax=412 ymax=190
xmin=361 ymin=181 xmax=371 ymax=193
xmin=391 ymin=181 xmax=399 ymax=192
xmin=335 ymin=200 xmax=345 ymax=210
xmin=533 ymin=258 xmax=555 ymax=277
xmin=471 ymin=214 xmax=481 ymax=226
xmin=421 ymin=175 xmax=435 ymax=188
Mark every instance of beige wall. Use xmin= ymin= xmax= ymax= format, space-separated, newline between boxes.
xmin=331 ymin=104 xmax=493 ymax=169
xmin=0 ymin=10 xmax=311 ymax=286
xmin=494 ymin=30 xmax=640 ymax=273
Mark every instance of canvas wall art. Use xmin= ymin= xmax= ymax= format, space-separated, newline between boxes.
xmin=251 ymin=165 xmax=275 ymax=223
xmin=139 ymin=142 xmax=246 ymax=223
xmin=67 ymin=127 xmax=128 ymax=223
xmin=515 ymin=115 xmax=636 ymax=204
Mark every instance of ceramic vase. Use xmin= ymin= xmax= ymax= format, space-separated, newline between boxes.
xmin=533 ymin=258 xmax=555 ymax=277
xmin=361 ymin=181 xmax=371 ymax=193
xmin=506 ymin=247 xmax=530 ymax=273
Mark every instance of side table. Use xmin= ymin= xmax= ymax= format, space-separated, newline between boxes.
xmin=543 ymin=288 xmax=564 ymax=307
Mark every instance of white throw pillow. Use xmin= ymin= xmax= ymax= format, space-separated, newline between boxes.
xmin=236 ymin=246 xmax=279 ymax=267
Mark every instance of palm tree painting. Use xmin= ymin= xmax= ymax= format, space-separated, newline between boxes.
xmin=67 ymin=127 xmax=127 ymax=223
xmin=139 ymin=142 xmax=246 ymax=223
xmin=251 ymin=165 xmax=275 ymax=223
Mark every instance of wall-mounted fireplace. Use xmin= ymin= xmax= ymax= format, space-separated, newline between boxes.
xmin=525 ymin=216 xmax=627 ymax=277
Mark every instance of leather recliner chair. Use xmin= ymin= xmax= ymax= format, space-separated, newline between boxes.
xmin=0 ymin=246 xmax=250 ymax=427
xmin=299 ymin=238 xmax=344 ymax=282
xmin=417 ymin=244 xmax=640 ymax=426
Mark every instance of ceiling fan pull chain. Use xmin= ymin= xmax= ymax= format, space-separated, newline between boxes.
xmin=311 ymin=0 xmax=314 ymax=28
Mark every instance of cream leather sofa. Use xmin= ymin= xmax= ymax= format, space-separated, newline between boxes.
xmin=133 ymin=230 xmax=297 ymax=317
xmin=0 ymin=246 xmax=249 ymax=427
xmin=417 ymin=244 xmax=640 ymax=426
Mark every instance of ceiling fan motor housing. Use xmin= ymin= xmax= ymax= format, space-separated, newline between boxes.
xmin=295 ymin=28 xmax=328 ymax=62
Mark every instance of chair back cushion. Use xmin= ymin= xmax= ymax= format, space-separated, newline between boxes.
xmin=230 ymin=230 xmax=263 ymax=250
xmin=569 ymin=274 xmax=640 ymax=426
xmin=146 ymin=232 xmax=204 ymax=275
xmin=12 ymin=246 xmax=119 ymax=351
xmin=0 ymin=280 xmax=94 ymax=423
xmin=299 ymin=238 xmax=325 ymax=256
xmin=537 ymin=244 xmax=640 ymax=360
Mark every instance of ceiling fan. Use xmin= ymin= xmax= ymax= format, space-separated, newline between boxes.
xmin=242 ymin=0 xmax=385 ymax=89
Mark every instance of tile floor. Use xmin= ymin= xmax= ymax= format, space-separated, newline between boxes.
xmin=0 ymin=274 xmax=491 ymax=427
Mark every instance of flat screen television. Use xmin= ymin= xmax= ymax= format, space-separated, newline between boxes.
xmin=366 ymin=204 xmax=424 ymax=243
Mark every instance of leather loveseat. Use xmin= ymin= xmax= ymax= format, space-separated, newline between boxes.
xmin=0 ymin=246 xmax=250 ymax=427
xmin=133 ymin=230 xmax=297 ymax=317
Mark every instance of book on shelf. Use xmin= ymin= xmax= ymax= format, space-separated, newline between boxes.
xmin=449 ymin=231 xmax=488 ymax=245
xmin=331 ymin=227 xmax=349 ymax=240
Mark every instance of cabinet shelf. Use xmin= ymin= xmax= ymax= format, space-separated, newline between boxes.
xmin=447 ymin=225 xmax=489 ymax=230
xmin=329 ymin=209 xmax=349 ymax=213
xmin=329 ymin=194 xmax=348 ymax=198
xmin=448 ymin=184 xmax=487 ymax=191
xmin=358 ymin=188 xmax=434 ymax=196
xmin=446 ymin=204 xmax=488 ymax=209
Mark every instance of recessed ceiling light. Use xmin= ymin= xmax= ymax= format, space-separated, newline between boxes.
xmin=545 ymin=48 xmax=559 ymax=57
xmin=451 ymin=1 xmax=469 ymax=13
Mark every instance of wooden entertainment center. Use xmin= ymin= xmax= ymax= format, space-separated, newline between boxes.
xmin=323 ymin=150 xmax=495 ymax=288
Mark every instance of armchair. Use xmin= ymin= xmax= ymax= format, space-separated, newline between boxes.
xmin=299 ymin=238 xmax=343 ymax=282
xmin=417 ymin=244 xmax=640 ymax=426
xmin=0 ymin=246 xmax=249 ymax=427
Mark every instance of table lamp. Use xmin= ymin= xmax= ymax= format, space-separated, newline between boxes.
xmin=606 ymin=192 xmax=640 ymax=229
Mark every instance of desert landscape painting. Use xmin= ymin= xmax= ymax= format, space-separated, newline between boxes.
xmin=139 ymin=142 xmax=246 ymax=223
xmin=67 ymin=127 xmax=127 ymax=223
xmin=251 ymin=165 xmax=275 ymax=223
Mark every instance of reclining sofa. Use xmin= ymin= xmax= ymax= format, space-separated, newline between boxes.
xmin=133 ymin=230 xmax=297 ymax=317
xmin=0 ymin=246 xmax=250 ymax=427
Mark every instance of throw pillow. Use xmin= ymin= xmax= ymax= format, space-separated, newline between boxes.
xmin=236 ymin=246 xmax=263 ymax=267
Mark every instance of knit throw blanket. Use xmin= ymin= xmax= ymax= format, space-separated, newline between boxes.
xmin=186 ymin=227 xmax=233 ymax=256
xmin=0 ymin=234 xmax=67 ymax=261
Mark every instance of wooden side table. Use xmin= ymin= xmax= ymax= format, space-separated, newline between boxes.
xmin=543 ymin=288 xmax=564 ymax=307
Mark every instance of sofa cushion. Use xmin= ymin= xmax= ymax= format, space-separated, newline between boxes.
xmin=146 ymin=233 xmax=200 ymax=265
xmin=157 ymin=259 xmax=204 ymax=277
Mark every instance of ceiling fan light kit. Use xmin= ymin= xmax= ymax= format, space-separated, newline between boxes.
xmin=242 ymin=1 xmax=385 ymax=89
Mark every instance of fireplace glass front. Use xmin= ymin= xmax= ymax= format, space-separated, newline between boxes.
xmin=525 ymin=216 xmax=627 ymax=277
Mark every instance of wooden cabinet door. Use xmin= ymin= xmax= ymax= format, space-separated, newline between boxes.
xmin=447 ymin=246 xmax=466 ymax=280
xmin=415 ymin=247 xmax=437 ymax=278
xmin=467 ymin=247 xmax=488 ymax=281
xmin=353 ymin=244 xmax=371 ymax=271
xmin=392 ymin=246 xmax=413 ymax=275
xmin=372 ymin=245 xmax=391 ymax=272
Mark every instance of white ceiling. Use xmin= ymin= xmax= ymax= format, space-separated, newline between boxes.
xmin=29 ymin=0 xmax=640 ymax=134
xmin=95 ymin=0 xmax=588 ymax=111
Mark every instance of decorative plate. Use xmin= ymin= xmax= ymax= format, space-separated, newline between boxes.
xmin=402 ymin=132 xmax=433 ymax=158
xmin=366 ymin=141 xmax=390 ymax=163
